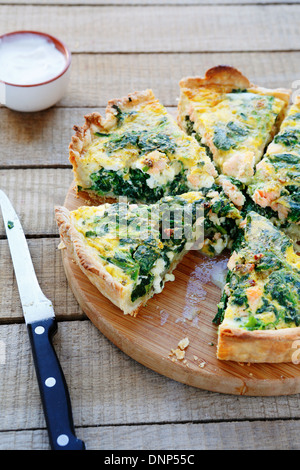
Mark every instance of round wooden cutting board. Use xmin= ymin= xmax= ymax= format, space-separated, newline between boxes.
xmin=61 ymin=184 xmax=300 ymax=396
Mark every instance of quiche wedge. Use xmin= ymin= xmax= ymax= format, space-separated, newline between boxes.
xmin=55 ymin=190 xmax=241 ymax=316
xmin=248 ymin=96 xmax=300 ymax=242
xmin=69 ymin=89 xmax=217 ymax=205
xmin=214 ymin=211 xmax=300 ymax=363
xmin=178 ymin=65 xmax=290 ymax=184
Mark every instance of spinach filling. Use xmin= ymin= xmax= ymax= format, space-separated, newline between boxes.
xmin=269 ymin=153 xmax=299 ymax=165
xmin=274 ymin=129 xmax=300 ymax=148
xmin=214 ymin=266 xmax=300 ymax=329
xmin=264 ymin=270 xmax=300 ymax=325
xmin=102 ymin=129 xmax=176 ymax=155
xmin=214 ymin=212 xmax=300 ymax=329
xmin=89 ymin=168 xmax=165 ymax=203
xmin=107 ymin=251 xmax=141 ymax=282
xmin=257 ymin=151 xmax=300 ymax=223
xmin=278 ymin=185 xmax=300 ymax=223
xmin=184 ymin=116 xmax=214 ymax=159
xmin=88 ymin=164 xmax=200 ymax=204
xmin=288 ymin=112 xmax=300 ymax=121
xmin=130 ymin=238 xmax=165 ymax=303
xmin=110 ymin=104 xmax=137 ymax=127
xmin=213 ymin=121 xmax=249 ymax=151
xmin=132 ymin=196 xmax=206 ymax=299
xmin=85 ymin=120 xmax=197 ymax=202
xmin=241 ymin=195 xmax=282 ymax=223
xmin=131 ymin=274 xmax=154 ymax=303
xmin=84 ymin=106 xmax=184 ymax=203
xmin=83 ymin=190 xmax=240 ymax=304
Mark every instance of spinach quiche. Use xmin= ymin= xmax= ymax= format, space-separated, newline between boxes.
xmin=69 ymin=89 xmax=217 ymax=204
xmin=59 ymin=70 xmax=300 ymax=364
xmin=178 ymin=65 xmax=290 ymax=184
xmin=214 ymin=211 xmax=300 ymax=362
xmin=55 ymin=190 xmax=241 ymax=316
xmin=248 ymin=96 xmax=300 ymax=245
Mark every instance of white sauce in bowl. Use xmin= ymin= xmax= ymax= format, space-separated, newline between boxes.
xmin=0 ymin=33 xmax=66 ymax=85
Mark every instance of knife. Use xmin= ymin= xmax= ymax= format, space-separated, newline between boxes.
xmin=0 ymin=190 xmax=85 ymax=451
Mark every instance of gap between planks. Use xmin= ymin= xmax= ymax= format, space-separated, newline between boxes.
xmin=0 ymin=4 xmax=300 ymax=53
xmin=1 ymin=1 xmax=300 ymax=5
xmin=1 ymin=419 xmax=300 ymax=450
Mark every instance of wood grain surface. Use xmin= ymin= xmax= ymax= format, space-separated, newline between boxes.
xmin=1 ymin=0 xmax=300 ymax=450
xmin=1 ymin=4 xmax=299 ymax=53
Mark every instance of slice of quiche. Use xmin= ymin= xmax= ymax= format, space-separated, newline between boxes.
xmin=214 ymin=211 xmax=300 ymax=363
xmin=55 ymin=190 xmax=241 ymax=316
xmin=178 ymin=65 xmax=290 ymax=184
xmin=248 ymin=96 xmax=300 ymax=242
xmin=69 ymin=89 xmax=217 ymax=204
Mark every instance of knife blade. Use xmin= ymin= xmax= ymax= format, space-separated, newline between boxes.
xmin=0 ymin=190 xmax=85 ymax=451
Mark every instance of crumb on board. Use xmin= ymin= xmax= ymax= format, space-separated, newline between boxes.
xmin=178 ymin=337 xmax=189 ymax=351
xmin=168 ymin=337 xmax=189 ymax=361
xmin=193 ymin=355 xmax=206 ymax=368
xmin=174 ymin=348 xmax=185 ymax=360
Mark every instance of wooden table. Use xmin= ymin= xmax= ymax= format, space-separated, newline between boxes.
xmin=1 ymin=0 xmax=300 ymax=451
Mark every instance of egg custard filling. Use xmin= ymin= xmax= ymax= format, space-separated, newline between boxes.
xmin=55 ymin=190 xmax=241 ymax=316
xmin=213 ymin=211 xmax=300 ymax=361
xmin=248 ymin=97 xmax=300 ymax=232
xmin=69 ymin=89 xmax=217 ymax=204
xmin=178 ymin=66 xmax=290 ymax=185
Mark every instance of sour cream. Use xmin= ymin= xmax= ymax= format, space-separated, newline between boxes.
xmin=0 ymin=33 xmax=67 ymax=85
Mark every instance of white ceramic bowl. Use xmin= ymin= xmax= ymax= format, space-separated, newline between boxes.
xmin=0 ymin=31 xmax=71 ymax=112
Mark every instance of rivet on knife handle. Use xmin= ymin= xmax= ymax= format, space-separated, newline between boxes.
xmin=27 ymin=318 xmax=85 ymax=450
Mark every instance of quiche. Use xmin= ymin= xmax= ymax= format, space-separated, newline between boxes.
xmin=178 ymin=65 xmax=290 ymax=184
xmin=59 ymin=71 xmax=300 ymax=364
xmin=69 ymin=89 xmax=217 ymax=204
xmin=214 ymin=211 xmax=300 ymax=362
xmin=55 ymin=190 xmax=241 ymax=316
xmin=248 ymin=96 xmax=300 ymax=244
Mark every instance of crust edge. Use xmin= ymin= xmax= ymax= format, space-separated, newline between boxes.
xmin=179 ymin=65 xmax=291 ymax=104
xmin=54 ymin=205 xmax=143 ymax=316
xmin=217 ymin=323 xmax=300 ymax=363
xmin=179 ymin=65 xmax=251 ymax=89
xmin=69 ymin=88 xmax=156 ymax=171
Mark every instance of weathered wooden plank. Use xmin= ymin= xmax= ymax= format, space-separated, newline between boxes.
xmin=0 ymin=4 xmax=299 ymax=52
xmin=0 ymin=238 xmax=84 ymax=321
xmin=0 ymin=107 xmax=83 ymax=168
xmin=63 ymin=52 xmax=300 ymax=106
xmin=1 ymin=419 xmax=300 ymax=450
xmin=1 ymin=1 xmax=300 ymax=5
xmin=1 ymin=321 xmax=300 ymax=436
xmin=0 ymin=168 xmax=72 ymax=236
xmin=24 ymin=50 xmax=300 ymax=109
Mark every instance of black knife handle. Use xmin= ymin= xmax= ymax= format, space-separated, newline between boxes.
xmin=27 ymin=318 xmax=85 ymax=450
